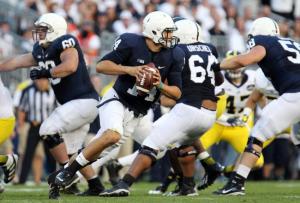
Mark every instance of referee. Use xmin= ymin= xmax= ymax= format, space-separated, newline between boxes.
xmin=18 ymin=78 xmax=56 ymax=184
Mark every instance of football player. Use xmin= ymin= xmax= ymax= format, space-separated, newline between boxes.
xmin=148 ymin=53 xmax=258 ymax=194
xmin=98 ymin=18 xmax=221 ymax=197
xmin=215 ymin=17 xmax=300 ymax=195
xmin=213 ymin=68 xmax=295 ymax=194
xmin=0 ymin=77 xmax=18 ymax=191
xmin=148 ymin=89 xmax=226 ymax=196
xmin=0 ymin=13 xmax=101 ymax=199
xmin=200 ymin=50 xmax=256 ymax=157
xmin=54 ymin=11 xmax=184 ymax=192
xmin=71 ymin=109 xmax=157 ymax=189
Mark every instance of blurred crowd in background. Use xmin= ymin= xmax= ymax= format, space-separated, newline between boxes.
xmin=1 ymin=0 xmax=300 ymax=185
xmin=2 ymin=0 xmax=300 ymax=66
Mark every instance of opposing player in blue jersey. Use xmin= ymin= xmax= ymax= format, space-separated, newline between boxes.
xmin=0 ymin=13 xmax=101 ymax=199
xmin=98 ymin=18 xmax=222 ymax=197
xmin=215 ymin=17 xmax=300 ymax=195
xmin=54 ymin=11 xmax=184 ymax=190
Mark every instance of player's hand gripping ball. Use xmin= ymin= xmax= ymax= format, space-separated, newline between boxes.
xmin=136 ymin=63 xmax=158 ymax=95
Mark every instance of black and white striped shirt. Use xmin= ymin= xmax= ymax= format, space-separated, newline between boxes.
xmin=19 ymin=84 xmax=56 ymax=123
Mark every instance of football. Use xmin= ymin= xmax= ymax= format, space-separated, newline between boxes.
xmin=136 ymin=63 xmax=158 ymax=95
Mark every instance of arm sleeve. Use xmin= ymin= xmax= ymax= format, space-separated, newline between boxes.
xmin=100 ymin=34 xmax=132 ymax=64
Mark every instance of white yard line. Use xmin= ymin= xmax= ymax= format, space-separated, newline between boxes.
xmin=283 ymin=195 xmax=300 ymax=199
xmin=274 ymin=183 xmax=300 ymax=188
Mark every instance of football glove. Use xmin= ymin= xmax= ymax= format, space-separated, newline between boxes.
xmin=30 ymin=68 xmax=52 ymax=80
xmin=227 ymin=116 xmax=245 ymax=127
xmin=217 ymin=114 xmax=245 ymax=127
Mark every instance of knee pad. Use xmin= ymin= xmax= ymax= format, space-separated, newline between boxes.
xmin=244 ymin=137 xmax=263 ymax=158
xmin=139 ymin=146 xmax=158 ymax=165
xmin=42 ymin=133 xmax=64 ymax=149
xmin=177 ymin=145 xmax=198 ymax=158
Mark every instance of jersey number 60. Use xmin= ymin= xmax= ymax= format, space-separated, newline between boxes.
xmin=38 ymin=61 xmax=61 ymax=85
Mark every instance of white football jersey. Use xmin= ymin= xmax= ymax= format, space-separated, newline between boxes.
xmin=255 ymin=68 xmax=279 ymax=100
xmin=220 ymin=70 xmax=256 ymax=117
xmin=0 ymin=77 xmax=14 ymax=118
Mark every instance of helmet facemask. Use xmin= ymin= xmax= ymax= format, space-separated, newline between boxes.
xmin=157 ymin=27 xmax=179 ymax=48
xmin=142 ymin=11 xmax=179 ymax=49
xmin=228 ymin=69 xmax=244 ymax=80
xmin=225 ymin=50 xmax=244 ymax=80
xmin=32 ymin=23 xmax=54 ymax=46
xmin=32 ymin=13 xmax=67 ymax=47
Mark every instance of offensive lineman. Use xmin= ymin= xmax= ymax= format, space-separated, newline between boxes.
xmin=216 ymin=17 xmax=300 ymax=195
xmin=149 ymin=51 xmax=258 ymax=194
xmin=213 ymin=68 xmax=296 ymax=194
xmin=0 ymin=13 xmax=101 ymax=199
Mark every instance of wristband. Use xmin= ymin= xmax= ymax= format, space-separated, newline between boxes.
xmin=157 ymin=81 xmax=164 ymax=90
xmin=243 ymin=107 xmax=252 ymax=117
xmin=241 ymin=107 xmax=252 ymax=123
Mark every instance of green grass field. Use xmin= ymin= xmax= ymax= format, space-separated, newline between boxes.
xmin=1 ymin=181 xmax=300 ymax=203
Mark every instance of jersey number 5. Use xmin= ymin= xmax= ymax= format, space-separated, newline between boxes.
xmin=189 ymin=54 xmax=216 ymax=85
xmin=278 ymin=39 xmax=300 ymax=64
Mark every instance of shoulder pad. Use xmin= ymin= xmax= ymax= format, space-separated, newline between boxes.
xmin=207 ymin=43 xmax=219 ymax=58
xmin=247 ymin=35 xmax=272 ymax=50
xmin=172 ymin=46 xmax=185 ymax=59
xmin=245 ymin=69 xmax=256 ymax=77
xmin=53 ymin=34 xmax=78 ymax=51
xmin=114 ymin=33 xmax=139 ymax=49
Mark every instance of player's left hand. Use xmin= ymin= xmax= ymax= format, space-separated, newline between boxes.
xmin=227 ymin=116 xmax=245 ymax=127
xmin=30 ymin=68 xmax=52 ymax=80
